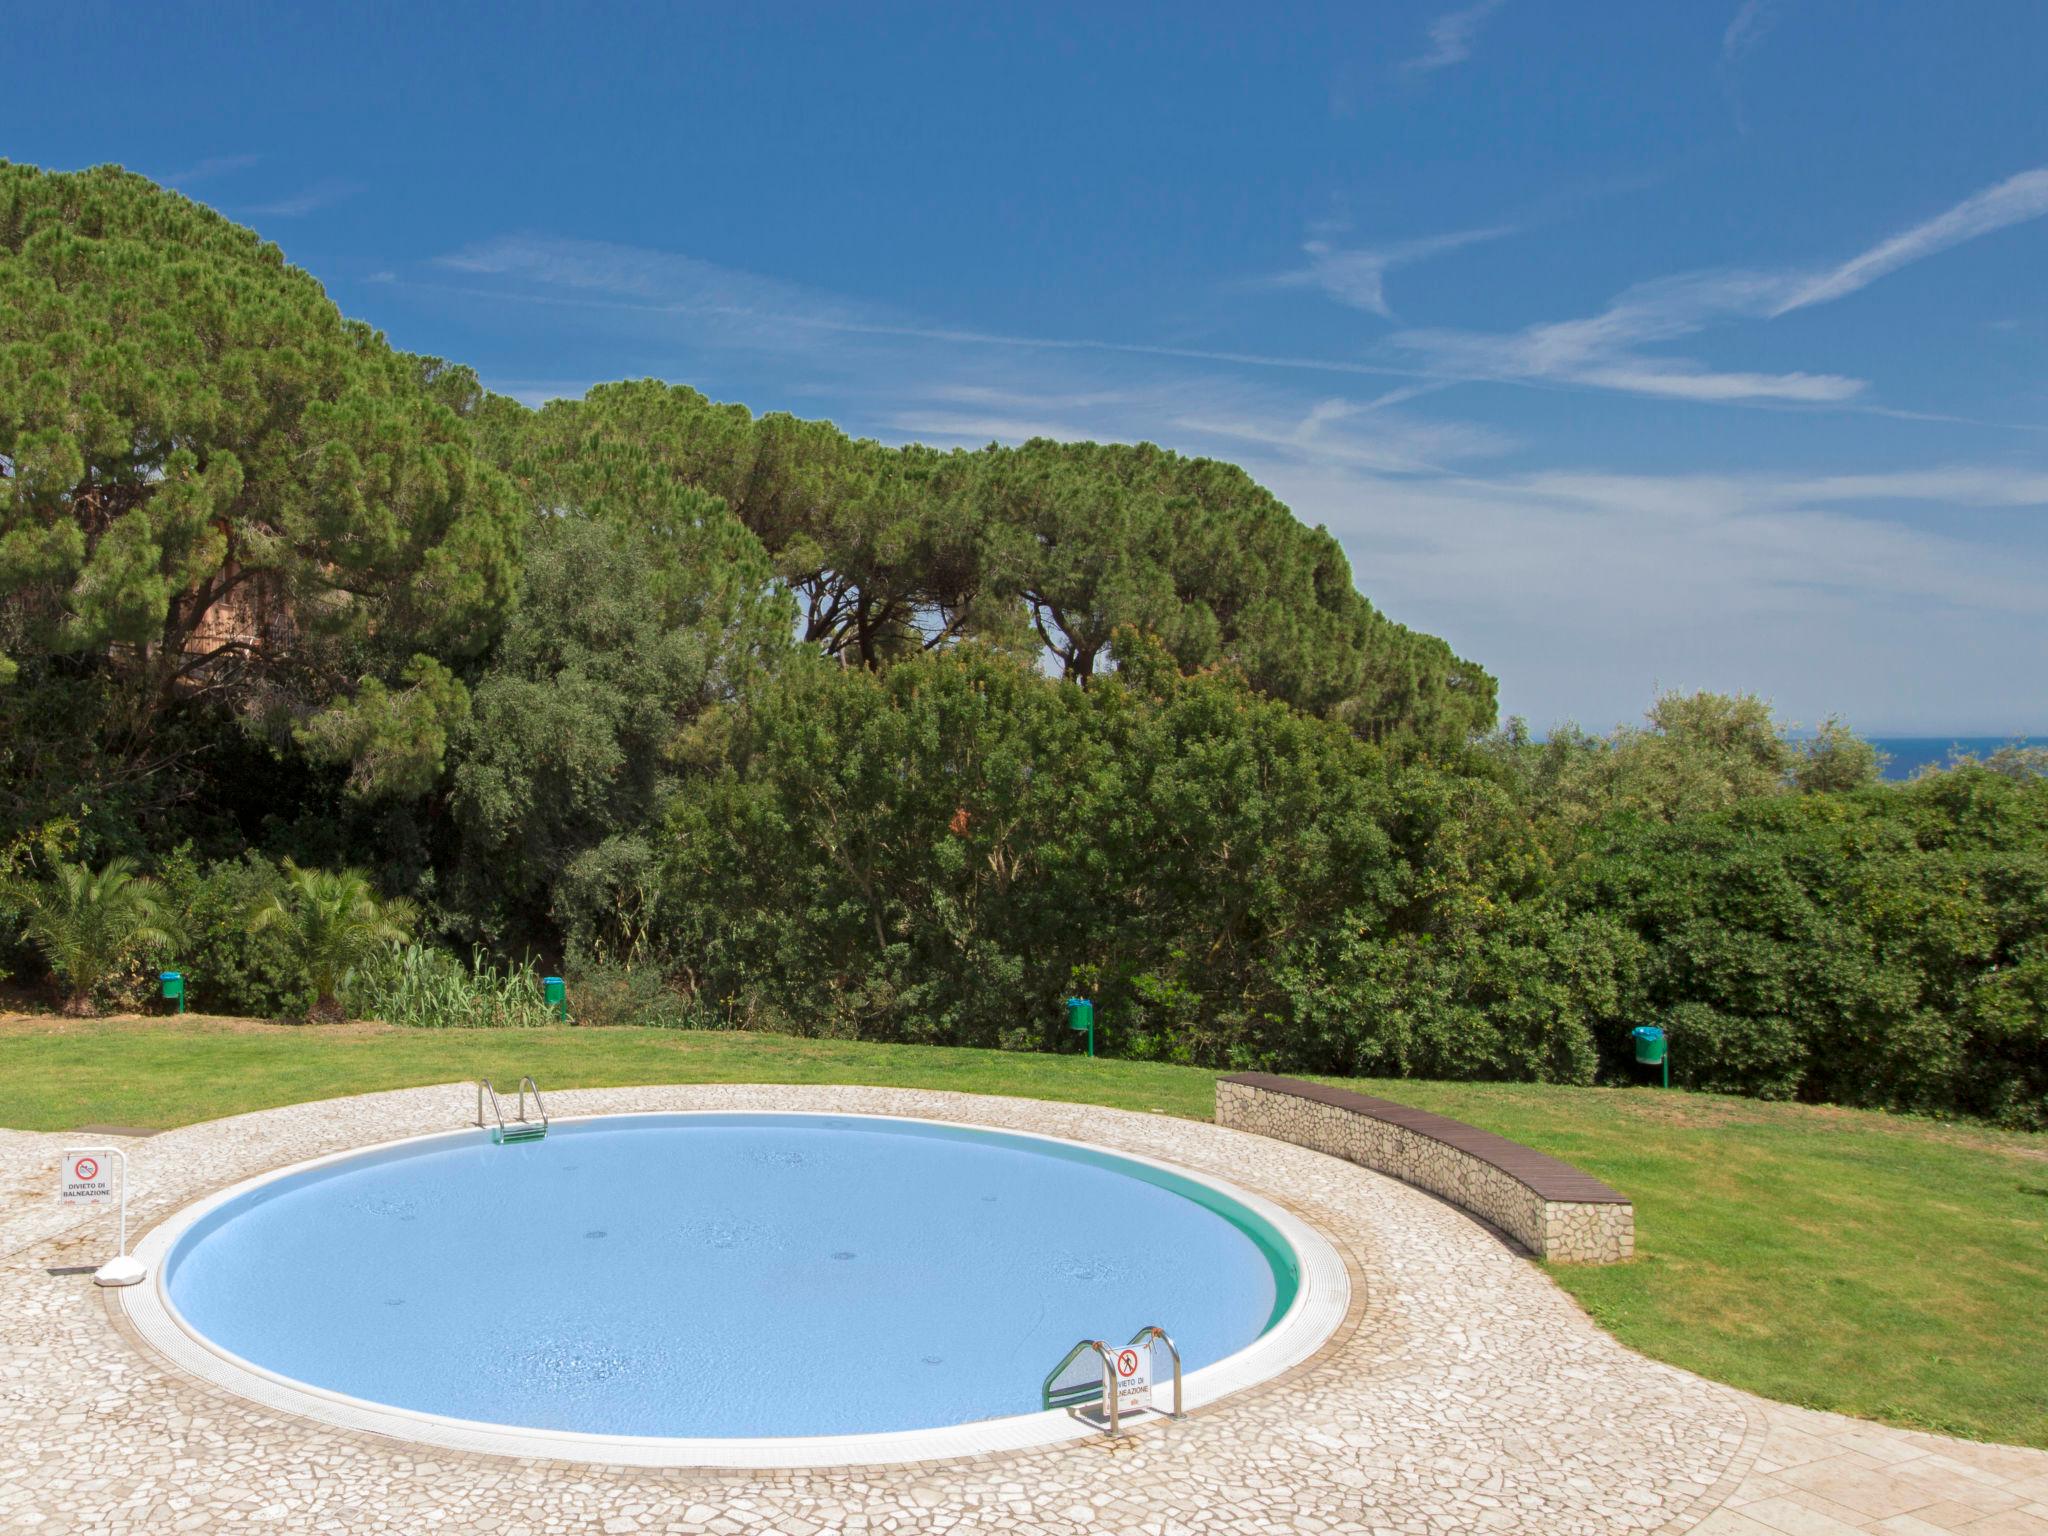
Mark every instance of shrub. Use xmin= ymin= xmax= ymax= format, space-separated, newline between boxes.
xmin=1658 ymin=1002 xmax=1805 ymax=1099
xmin=1568 ymin=768 xmax=2048 ymax=1126
xmin=249 ymin=864 xmax=416 ymax=1023
xmin=564 ymin=962 xmax=710 ymax=1029
xmin=4 ymin=858 xmax=180 ymax=1016
xmin=152 ymin=847 xmax=306 ymax=1018
xmin=1269 ymin=902 xmax=1623 ymax=1084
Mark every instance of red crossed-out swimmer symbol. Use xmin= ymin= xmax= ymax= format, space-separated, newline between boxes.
xmin=1116 ymin=1349 xmax=1140 ymax=1378
xmin=74 ymin=1158 xmax=98 ymax=1181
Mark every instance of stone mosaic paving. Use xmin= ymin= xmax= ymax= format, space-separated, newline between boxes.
xmin=1 ymin=1084 xmax=2043 ymax=1534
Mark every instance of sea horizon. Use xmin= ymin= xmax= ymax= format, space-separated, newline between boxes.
xmin=1528 ymin=731 xmax=2042 ymax=781
xmin=1863 ymin=735 xmax=2043 ymax=780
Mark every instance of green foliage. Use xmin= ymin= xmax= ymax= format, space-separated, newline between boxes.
xmin=1271 ymin=901 xmax=1633 ymax=1084
xmin=348 ymin=945 xmax=705 ymax=1031
xmin=649 ymin=670 xmax=2043 ymax=1126
xmin=247 ymin=862 xmax=415 ymax=1022
xmin=1792 ymin=715 xmax=1887 ymax=791
xmin=2 ymin=163 xmax=2041 ymax=1128
xmin=564 ymin=961 xmax=710 ymax=1030
xmin=449 ymin=459 xmax=791 ymax=954
xmin=0 ymin=162 xmax=521 ymax=805
xmin=500 ymin=382 xmax=1008 ymax=669
xmin=659 ymin=639 xmax=1573 ymax=1074
xmin=1567 ymin=769 xmax=2048 ymax=1126
xmin=5 ymin=856 xmax=179 ymax=1014
xmin=483 ymin=385 xmax=1495 ymax=747
xmin=975 ymin=438 xmax=1498 ymax=741
xmin=1936 ymin=740 xmax=2048 ymax=781
xmin=295 ymin=656 xmax=471 ymax=801
xmin=1483 ymin=693 xmax=1892 ymax=850
xmin=346 ymin=941 xmax=555 ymax=1029
xmin=1487 ymin=690 xmax=1796 ymax=831
xmin=0 ymin=814 xmax=78 ymax=983
xmin=151 ymin=846 xmax=303 ymax=1017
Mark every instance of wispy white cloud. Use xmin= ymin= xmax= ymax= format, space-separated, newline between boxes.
xmin=1263 ymin=225 xmax=1514 ymax=319
xmin=429 ymin=235 xmax=1428 ymax=382
xmin=912 ymin=383 xmax=1143 ymax=413
xmin=433 ymin=241 xmax=1506 ymax=486
xmin=1770 ymin=168 xmax=2048 ymax=315
xmin=247 ymin=178 xmax=361 ymax=217
xmin=953 ymin=377 xmax=2048 ymax=725
xmin=883 ymin=368 xmax=2048 ymax=727
xmin=1774 ymin=465 xmax=2048 ymax=506
xmin=1248 ymin=454 xmax=2048 ymax=731
xmin=1495 ymin=464 xmax=2048 ymax=520
xmin=1722 ymin=0 xmax=1782 ymax=61
xmin=1404 ymin=0 xmax=1506 ymax=74
xmin=1163 ymin=387 xmax=1514 ymax=473
xmin=441 ymin=235 xmax=840 ymax=316
xmin=1395 ymin=271 xmax=1866 ymax=402
xmin=163 ymin=153 xmax=259 ymax=187
xmin=874 ymin=373 xmax=1508 ymax=478
xmin=1389 ymin=168 xmax=2048 ymax=404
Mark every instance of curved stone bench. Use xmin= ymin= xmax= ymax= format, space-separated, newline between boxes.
xmin=1216 ymin=1073 xmax=1634 ymax=1263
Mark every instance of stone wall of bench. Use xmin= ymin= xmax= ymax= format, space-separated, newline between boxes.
xmin=1216 ymin=1074 xmax=1634 ymax=1264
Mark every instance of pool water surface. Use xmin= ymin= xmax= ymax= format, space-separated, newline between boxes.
xmin=163 ymin=1113 xmax=1295 ymax=1437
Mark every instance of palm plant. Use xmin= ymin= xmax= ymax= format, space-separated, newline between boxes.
xmin=7 ymin=858 xmax=181 ymax=1016
xmin=249 ymin=862 xmax=416 ymax=1023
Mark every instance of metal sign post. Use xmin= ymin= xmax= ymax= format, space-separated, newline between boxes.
xmin=62 ymin=1146 xmax=145 ymax=1287
xmin=1110 ymin=1343 xmax=1151 ymax=1416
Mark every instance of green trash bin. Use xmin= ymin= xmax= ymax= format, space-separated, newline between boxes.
xmin=161 ymin=971 xmax=185 ymax=1015
xmin=1631 ymin=1024 xmax=1668 ymax=1087
xmin=543 ymin=975 xmax=567 ymax=1022
xmin=1065 ymin=996 xmax=1095 ymax=1058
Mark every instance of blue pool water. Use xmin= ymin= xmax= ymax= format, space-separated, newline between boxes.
xmin=165 ymin=1113 xmax=1292 ymax=1438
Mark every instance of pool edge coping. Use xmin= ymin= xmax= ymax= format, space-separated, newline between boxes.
xmin=120 ymin=1104 xmax=1351 ymax=1470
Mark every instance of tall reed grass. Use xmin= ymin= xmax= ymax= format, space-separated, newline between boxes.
xmin=349 ymin=943 xmax=559 ymax=1029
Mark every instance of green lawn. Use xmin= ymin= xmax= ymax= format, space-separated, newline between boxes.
xmin=5 ymin=1015 xmax=2044 ymax=1449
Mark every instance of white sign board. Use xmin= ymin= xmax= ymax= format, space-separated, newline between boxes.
xmin=1110 ymin=1344 xmax=1151 ymax=1412
xmin=62 ymin=1151 xmax=114 ymax=1205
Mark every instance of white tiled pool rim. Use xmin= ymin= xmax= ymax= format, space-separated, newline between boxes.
xmin=120 ymin=1107 xmax=1351 ymax=1469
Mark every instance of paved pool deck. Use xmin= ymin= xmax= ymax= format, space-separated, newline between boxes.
xmin=2 ymin=1084 xmax=2043 ymax=1535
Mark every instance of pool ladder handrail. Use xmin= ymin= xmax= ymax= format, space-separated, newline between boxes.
xmin=474 ymin=1076 xmax=549 ymax=1142
xmin=1127 ymin=1325 xmax=1183 ymax=1419
xmin=516 ymin=1074 xmax=549 ymax=1128
xmin=1041 ymin=1325 xmax=1183 ymax=1434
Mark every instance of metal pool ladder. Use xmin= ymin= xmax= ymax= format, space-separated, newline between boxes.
xmin=1041 ymin=1324 xmax=1183 ymax=1435
xmin=475 ymin=1076 xmax=549 ymax=1144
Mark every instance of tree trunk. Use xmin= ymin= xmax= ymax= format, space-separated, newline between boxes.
xmin=60 ymin=990 xmax=97 ymax=1018
xmin=308 ymin=993 xmax=346 ymax=1025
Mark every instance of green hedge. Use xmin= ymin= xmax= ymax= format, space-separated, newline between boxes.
xmin=1567 ymin=770 xmax=2048 ymax=1126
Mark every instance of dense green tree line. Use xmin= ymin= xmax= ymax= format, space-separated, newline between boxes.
xmin=3 ymin=164 xmax=2043 ymax=1126
xmin=483 ymin=381 xmax=1493 ymax=740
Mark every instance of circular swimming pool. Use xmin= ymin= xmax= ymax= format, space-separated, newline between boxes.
xmin=144 ymin=1111 xmax=1336 ymax=1457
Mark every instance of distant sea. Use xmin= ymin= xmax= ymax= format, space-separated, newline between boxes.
xmin=1865 ymin=736 xmax=2042 ymax=781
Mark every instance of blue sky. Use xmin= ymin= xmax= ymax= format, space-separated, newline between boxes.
xmin=10 ymin=1 xmax=2048 ymax=733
